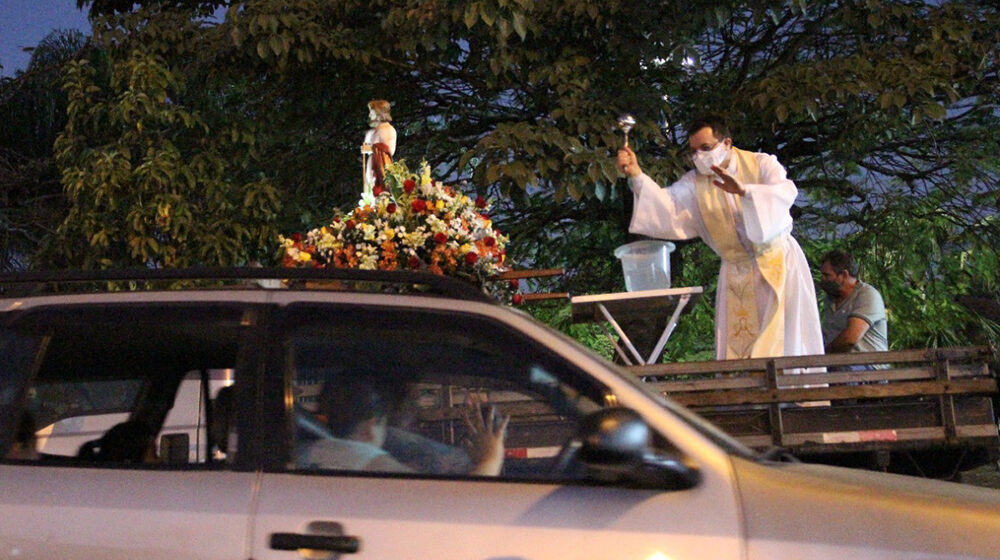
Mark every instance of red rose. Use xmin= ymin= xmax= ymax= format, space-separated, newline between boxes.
xmin=508 ymin=278 xmax=519 ymax=290
xmin=512 ymin=294 xmax=524 ymax=305
xmin=332 ymin=216 xmax=341 ymax=223
xmin=290 ymin=233 xmax=302 ymax=242
xmin=411 ymin=199 xmax=427 ymax=212
xmin=373 ymin=185 xmax=385 ymax=197
xmin=475 ymin=196 xmax=487 ymax=209
xmin=433 ymin=232 xmax=448 ymax=244
xmin=386 ymin=203 xmax=397 ymax=214
xmin=484 ymin=236 xmax=496 ymax=247
xmin=465 ymin=252 xmax=479 ymax=264
xmin=345 ymin=219 xmax=356 ymax=230
xmin=403 ymin=179 xmax=416 ymax=193
xmin=408 ymin=255 xmax=421 ymax=269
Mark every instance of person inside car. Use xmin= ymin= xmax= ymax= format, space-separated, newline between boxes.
xmin=210 ymin=385 xmax=236 ymax=461
xmin=296 ymin=374 xmax=508 ymax=475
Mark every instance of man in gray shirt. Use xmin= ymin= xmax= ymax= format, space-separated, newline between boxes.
xmin=818 ymin=250 xmax=888 ymax=355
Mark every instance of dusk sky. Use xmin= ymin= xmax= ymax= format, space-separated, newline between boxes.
xmin=0 ymin=0 xmax=90 ymax=77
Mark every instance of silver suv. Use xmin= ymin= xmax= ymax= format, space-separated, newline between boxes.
xmin=2 ymin=268 xmax=999 ymax=560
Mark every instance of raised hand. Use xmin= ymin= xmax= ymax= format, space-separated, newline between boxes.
xmin=710 ymin=165 xmax=746 ymax=196
xmin=462 ymin=397 xmax=510 ymax=476
xmin=617 ymin=146 xmax=643 ymax=178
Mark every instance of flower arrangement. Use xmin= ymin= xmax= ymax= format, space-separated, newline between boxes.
xmin=280 ymin=160 xmax=514 ymax=297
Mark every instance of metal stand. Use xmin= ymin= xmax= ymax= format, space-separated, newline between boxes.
xmin=570 ymin=286 xmax=703 ymax=365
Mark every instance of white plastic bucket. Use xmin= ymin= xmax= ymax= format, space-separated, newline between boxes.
xmin=613 ymin=240 xmax=675 ymax=292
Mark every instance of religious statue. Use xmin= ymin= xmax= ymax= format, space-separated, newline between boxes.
xmin=361 ymin=99 xmax=397 ymax=196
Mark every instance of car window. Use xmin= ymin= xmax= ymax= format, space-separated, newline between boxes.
xmin=0 ymin=304 xmax=252 ymax=467
xmin=283 ymin=305 xmax=616 ymax=481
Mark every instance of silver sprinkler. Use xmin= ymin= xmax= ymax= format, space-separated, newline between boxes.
xmin=617 ymin=114 xmax=636 ymax=148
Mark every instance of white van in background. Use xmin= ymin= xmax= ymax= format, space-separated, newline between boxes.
xmin=33 ymin=369 xmax=233 ymax=464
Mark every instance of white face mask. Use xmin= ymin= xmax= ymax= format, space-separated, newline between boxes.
xmin=692 ymin=141 xmax=729 ymax=175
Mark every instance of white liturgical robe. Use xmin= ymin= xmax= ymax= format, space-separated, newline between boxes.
xmin=629 ymin=149 xmax=823 ymax=360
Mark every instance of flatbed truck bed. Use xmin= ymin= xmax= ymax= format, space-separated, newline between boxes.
xmin=627 ymin=346 xmax=1000 ymax=478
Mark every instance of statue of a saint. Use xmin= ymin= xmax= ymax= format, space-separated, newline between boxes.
xmin=361 ymin=99 xmax=397 ymax=196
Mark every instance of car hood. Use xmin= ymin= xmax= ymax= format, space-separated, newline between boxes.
xmin=730 ymin=456 xmax=1000 ymax=559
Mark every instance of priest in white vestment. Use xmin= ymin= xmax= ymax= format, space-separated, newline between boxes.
xmin=617 ymin=115 xmax=823 ymax=361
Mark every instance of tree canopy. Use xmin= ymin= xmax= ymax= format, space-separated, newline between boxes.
xmin=0 ymin=29 xmax=88 ymax=270
xmin=1 ymin=0 xmax=997 ymax=355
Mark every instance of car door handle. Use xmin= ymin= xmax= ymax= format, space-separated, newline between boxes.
xmin=269 ymin=532 xmax=360 ymax=553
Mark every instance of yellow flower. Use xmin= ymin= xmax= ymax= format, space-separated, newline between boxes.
xmin=404 ymin=231 xmax=426 ymax=247
xmin=421 ymin=165 xmax=432 ymax=186
xmin=299 ymin=252 xmax=312 ymax=262
xmin=460 ymin=243 xmax=472 ymax=254
xmin=435 ymin=200 xmax=445 ymax=211
xmin=383 ymin=227 xmax=395 ymax=240
xmin=360 ymin=223 xmax=376 ymax=241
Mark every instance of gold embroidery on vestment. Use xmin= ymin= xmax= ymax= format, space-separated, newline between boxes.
xmin=694 ymin=148 xmax=786 ymax=359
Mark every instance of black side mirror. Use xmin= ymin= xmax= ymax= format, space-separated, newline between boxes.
xmin=577 ymin=407 xmax=650 ymax=468
xmin=576 ymin=408 xmax=701 ymax=491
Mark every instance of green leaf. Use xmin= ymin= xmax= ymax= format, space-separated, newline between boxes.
xmin=923 ymin=103 xmax=947 ymax=120
xmin=464 ymin=4 xmax=479 ymax=28
xmin=481 ymin=3 xmax=497 ymax=26
xmin=775 ymin=104 xmax=788 ymax=122
xmin=512 ymin=12 xmax=527 ymax=40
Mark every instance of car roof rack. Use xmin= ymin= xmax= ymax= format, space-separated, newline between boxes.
xmin=0 ymin=267 xmax=496 ymax=303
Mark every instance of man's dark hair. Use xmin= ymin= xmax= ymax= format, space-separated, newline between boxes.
xmin=319 ymin=374 xmax=391 ymax=438
xmin=822 ymin=249 xmax=859 ymax=277
xmin=686 ymin=114 xmax=732 ymax=141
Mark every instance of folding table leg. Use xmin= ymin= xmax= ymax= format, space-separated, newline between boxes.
xmin=598 ymin=322 xmax=635 ymax=366
xmin=646 ymin=294 xmax=691 ymax=364
xmin=597 ymin=303 xmax=646 ymax=364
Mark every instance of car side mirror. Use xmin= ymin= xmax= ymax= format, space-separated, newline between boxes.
xmin=576 ymin=408 xmax=700 ymax=491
